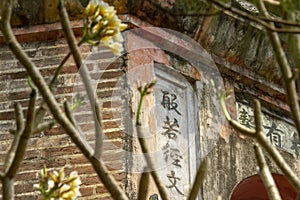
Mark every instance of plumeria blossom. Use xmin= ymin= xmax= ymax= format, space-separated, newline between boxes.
xmin=34 ymin=166 xmax=81 ymax=200
xmin=82 ymin=0 xmax=127 ymax=55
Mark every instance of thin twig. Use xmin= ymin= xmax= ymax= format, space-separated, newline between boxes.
xmin=32 ymin=121 xmax=55 ymax=135
xmin=89 ymin=157 xmax=130 ymax=200
xmin=254 ymin=100 xmax=300 ymax=190
xmin=14 ymin=103 xmax=24 ymax=132
xmin=0 ymin=3 xmax=127 ymax=198
xmin=149 ymin=0 xmax=300 ymax=28
xmin=64 ymin=101 xmax=76 ymax=125
xmin=135 ymin=83 xmax=169 ymax=200
xmin=220 ymin=95 xmax=255 ymax=137
xmin=64 ymin=101 xmax=87 ymax=138
xmin=253 ymin=100 xmax=281 ymax=200
xmin=3 ymin=103 xmax=23 ymax=176
xmin=259 ymin=16 xmax=300 ymax=27
xmin=256 ymin=0 xmax=300 ymax=139
xmin=1 ymin=1 xmax=127 ymax=199
xmin=0 ymin=0 xmax=94 ymax=173
xmin=6 ymin=90 xmax=36 ymax=178
xmin=58 ymin=1 xmax=128 ymax=199
xmin=254 ymin=144 xmax=282 ymax=200
xmin=58 ymin=0 xmax=104 ymax=159
xmin=256 ymin=127 xmax=300 ymax=190
xmin=33 ymin=52 xmax=72 ymax=127
xmin=137 ymin=167 xmax=150 ymax=200
xmin=187 ymin=159 xmax=208 ymax=200
xmin=0 ymin=0 xmax=13 ymax=22
xmin=208 ymin=0 xmax=300 ymax=33
xmin=221 ymin=97 xmax=300 ymax=190
xmin=136 ymin=125 xmax=170 ymax=200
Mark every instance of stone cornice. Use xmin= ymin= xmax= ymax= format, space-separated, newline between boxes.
xmin=0 ymin=20 xmax=83 ymax=44
xmin=0 ymin=14 xmax=291 ymax=114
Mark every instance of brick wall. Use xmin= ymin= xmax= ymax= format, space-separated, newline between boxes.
xmin=0 ymin=22 xmax=128 ymax=199
xmin=1 ymin=13 xmax=299 ymax=200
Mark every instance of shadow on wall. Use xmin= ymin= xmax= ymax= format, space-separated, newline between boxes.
xmin=230 ymin=174 xmax=297 ymax=200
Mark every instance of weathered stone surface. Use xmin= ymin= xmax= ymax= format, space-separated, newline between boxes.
xmin=200 ymin=13 xmax=282 ymax=83
xmin=11 ymin=0 xmax=84 ymax=26
xmin=203 ymin=129 xmax=300 ymax=200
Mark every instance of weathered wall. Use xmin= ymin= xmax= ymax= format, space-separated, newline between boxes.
xmin=202 ymin=128 xmax=300 ymax=199
xmin=1 ymin=0 xmax=300 ymax=199
xmin=0 ymin=22 xmax=128 ymax=199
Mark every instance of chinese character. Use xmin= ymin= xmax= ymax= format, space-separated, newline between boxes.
xmin=161 ymin=116 xmax=180 ymax=139
xmin=163 ymin=144 xmax=183 ymax=167
xmin=239 ymin=108 xmax=254 ymax=128
xmin=161 ymin=90 xmax=181 ymax=115
xmin=264 ymin=122 xmax=283 ymax=148
xmin=166 ymin=170 xmax=184 ymax=195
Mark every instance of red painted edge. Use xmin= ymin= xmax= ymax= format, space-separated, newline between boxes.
xmin=230 ymin=174 xmax=298 ymax=200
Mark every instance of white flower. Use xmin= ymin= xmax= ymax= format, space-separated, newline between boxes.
xmin=83 ymin=0 xmax=127 ymax=55
xmin=34 ymin=167 xmax=81 ymax=200
xmin=47 ymin=180 xmax=55 ymax=190
xmin=33 ymin=183 xmax=40 ymax=190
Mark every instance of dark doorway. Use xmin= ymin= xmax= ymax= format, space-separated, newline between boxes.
xmin=230 ymin=174 xmax=297 ymax=200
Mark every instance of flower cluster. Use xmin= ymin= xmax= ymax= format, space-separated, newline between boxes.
xmin=82 ymin=0 xmax=127 ymax=55
xmin=34 ymin=167 xmax=81 ymax=200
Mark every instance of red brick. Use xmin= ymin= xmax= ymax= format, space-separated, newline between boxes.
xmin=97 ymin=80 xmax=118 ymax=90
xmin=82 ymin=175 xmax=101 ymax=185
xmin=102 ymin=151 xmax=124 ymax=162
xmin=96 ymin=185 xmax=108 ymax=194
xmin=80 ymin=186 xmax=95 ymax=197
xmin=102 ymin=111 xmax=122 ymax=120
xmin=15 ymin=194 xmax=38 ymax=200
xmin=15 ymin=172 xmax=38 ymax=182
xmin=102 ymin=101 xmax=123 ymax=108
xmin=103 ymin=121 xmax=122 ymax=130
xmin=88 ymin=51 xmax=115 ymax=60
xmin=91 ymin=71 xmax=123 ymax=80
xmin=15 ymin=182 xmax=36 ymax=194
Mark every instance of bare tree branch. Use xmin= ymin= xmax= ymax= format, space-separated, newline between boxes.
xmin=3 ymin=103 xmax=23 ymax=176
xmin=0 ymin=0 xmax=13 ymax=23
xmin=0 ymin=0 xmax=94 ymax=176
xmin=188 ymin=159 xmax=208 ymax=200
xmin=64 ymin=101 xmax=77 ymax=125
xmin=254 ymin=144 xmax=282 ymax=200
xmin=2 ymin=177 xmax=14 ymax=200
xmin=254 ymin=101 xmax=300 ymax=191
xmin=64 ymin=101 xmax=89 ymax=141
xmin=58 ymin=1 xmax=129 ymax=199
xmin=58 ymin=0 xmax=104 ymax=159
xmin=88 ymin=157 xmax=129 ymax=200
xmin=32 ymin=121 xmax=55 ymax=135
xmin=255 ymin=0 xmax=300 ymax=139
xmin=253 ymin=101 xmax=282 ymax=200
xmin=1 ymin=90 xmax=36 ymax=200
xmin=6 ymin=90 xmax=36 ymax=178
xmin=14 ymin=103 xmax=24 ymax=132
xmin=220 ymin=95 xmax=256 ymax=137
xmin=221 ymin=97 xmax=300 ymax=190
xmin=0 ymin=1 xmax=130 ymax=199
xmin=136 ymin=125 xmax=170 ymax=200
xmin=138 ymin=167 xmax=150 ymax=200
xmin=256 ymin=126 xmax=300 ymax=191
xmin=208 ymin=0 xmax=300 ymax=33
